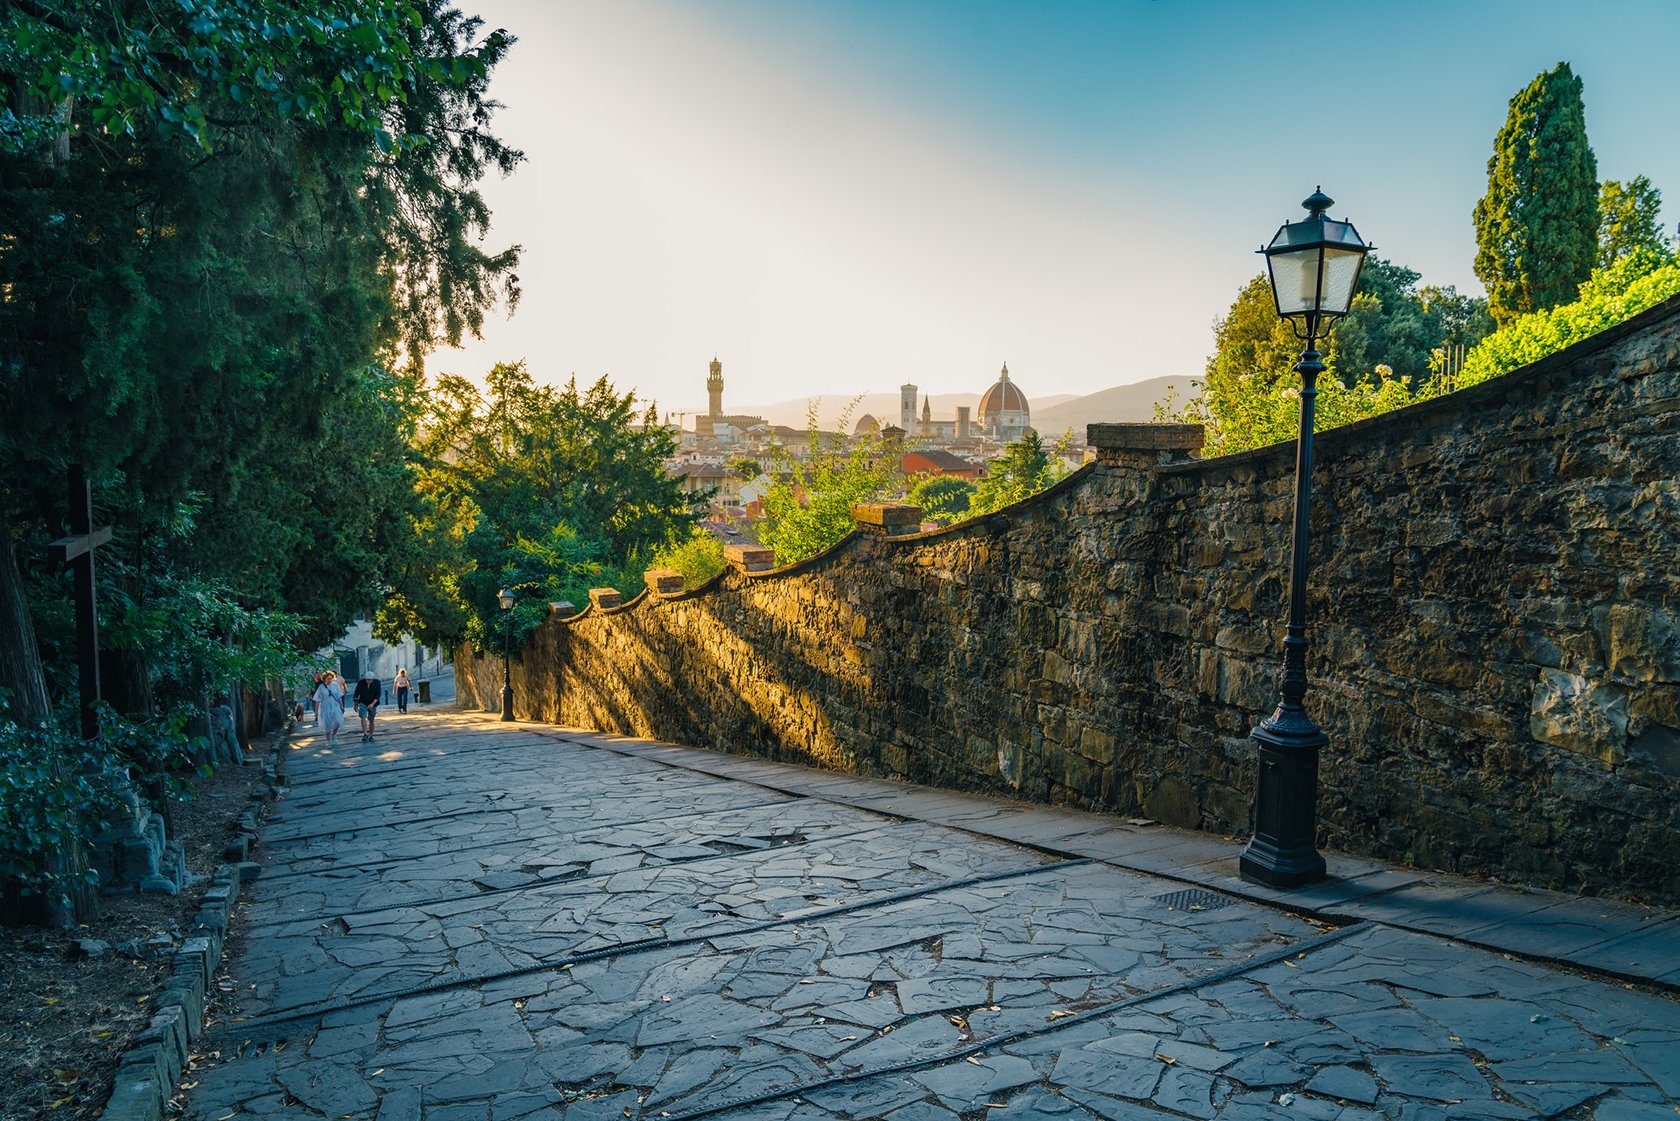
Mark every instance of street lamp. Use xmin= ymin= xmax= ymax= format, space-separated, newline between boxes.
xmin=498 ymin=586 xmax=516 ymax=721
xmin=1240 ymin=188 xmax=1372 ymax=888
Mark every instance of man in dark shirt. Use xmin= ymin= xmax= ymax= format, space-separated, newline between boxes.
xmin=352 ymin=671 xmax=382 ymax=742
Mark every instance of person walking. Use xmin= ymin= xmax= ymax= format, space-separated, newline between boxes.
xmin=353 ymin=669 xmax=383 ymax=742
xmin=394 ymin=667 xmax=411 ymax=714
xmin=309 ymin=671 xmax=325 ymax=726
xmin=313 ymin=670 xmax=345 ymax=746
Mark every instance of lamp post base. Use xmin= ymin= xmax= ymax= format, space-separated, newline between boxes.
xmin=501 ymin=685 xmax=514 ymax=722
xmin=1239 ymin=721 xmax=1327 ymax=887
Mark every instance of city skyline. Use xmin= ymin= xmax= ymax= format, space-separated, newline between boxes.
xmin=441 ymin=0 xmax=1680 ymax=411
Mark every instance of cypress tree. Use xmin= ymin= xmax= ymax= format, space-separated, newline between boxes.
xmin=1473 ymin=62 xmax=1599 ymax=326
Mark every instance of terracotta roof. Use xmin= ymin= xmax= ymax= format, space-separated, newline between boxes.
xmin=978 ymin=363 xmax=1029 ymax=421
xmin=903 ymin=449 xmax=976 ymax=473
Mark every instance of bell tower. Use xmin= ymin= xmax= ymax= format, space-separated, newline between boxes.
xmin=900 ymin=384 xmax=917 ymax=432
xmin=707 ymin=357 xmax=724 ymax=418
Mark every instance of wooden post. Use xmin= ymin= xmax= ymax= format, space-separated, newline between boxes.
xmin=48 ymin=465 xmax=113 ymax=741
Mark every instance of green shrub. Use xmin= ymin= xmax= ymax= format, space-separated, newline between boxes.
xmin=1457 ymin=248 xmax=1680 ymax=388
xmin=0 ymin=700 xmax=123 ymax=903
xmin=649 ymin=531 xmax=726 ymax=589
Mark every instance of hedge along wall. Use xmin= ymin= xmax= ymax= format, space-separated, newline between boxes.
xmin=460 ymin=295 xmax=1680 ymax=903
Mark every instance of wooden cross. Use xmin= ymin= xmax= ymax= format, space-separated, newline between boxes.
xmin=48 ymin=464 xmax=113 ymax=741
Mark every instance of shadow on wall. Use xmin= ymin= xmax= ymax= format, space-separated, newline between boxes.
xmin=460 ymin=297 xmax=1680 ymax=905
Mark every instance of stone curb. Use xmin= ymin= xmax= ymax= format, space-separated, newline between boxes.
xmin=96 ymin=731 xmax=285 ymax=1121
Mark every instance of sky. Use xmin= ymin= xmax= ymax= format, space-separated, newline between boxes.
xmin=440 ymin=0 xmax=1680 ymax=417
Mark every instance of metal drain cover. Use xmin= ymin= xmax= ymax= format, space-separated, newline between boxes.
xmin=1151 ymin=888 xmax=1235 ymax=912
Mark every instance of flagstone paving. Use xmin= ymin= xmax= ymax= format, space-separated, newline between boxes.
xmin=180 ymin=705 xmax=1680 ymax=1121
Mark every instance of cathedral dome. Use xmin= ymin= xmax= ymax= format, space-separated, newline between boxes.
xmin=977 ymin=363 xmax=1029 ymax=426
xmin=853 ymin=413 xmax=880 ymax=435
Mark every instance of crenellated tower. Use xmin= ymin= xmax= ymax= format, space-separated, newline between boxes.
xmin=707 ymin=357 xmax=724 ymax=418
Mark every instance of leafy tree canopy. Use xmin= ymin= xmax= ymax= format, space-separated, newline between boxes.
xmin=758 ymin=411 xmax=898 ymax=566
xmin=1 ymin=0 xmax=521 ymax=702
xmin=1474 ymin=61 xmax=1599 ymax=326
xmin=1 ymin=0 xmax=502 ymax=155
xmin=1599 ymin=176 xmax=1670 ymax=270
xmin=969 ymin=431 xmax=1072 ymax=517
xmin=384 ymin=363 xmax=703 ymax=649
xmin=1187 ymin=262 xmax=1482 ymax=454
xmin=648 ymin=530 xmax=726 ymax=590
xmin=905 ymin=474 xmax=975 ymax=526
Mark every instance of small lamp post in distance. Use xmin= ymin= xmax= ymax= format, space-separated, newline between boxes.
xmin=1239 ymin=188 xmax=1372 ymax=888
xmin=498 ymin=586 xmax=517 ymax=722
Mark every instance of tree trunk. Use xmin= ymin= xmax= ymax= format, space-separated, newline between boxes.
xmin=0 ymin=507 xmax=96 ymax=928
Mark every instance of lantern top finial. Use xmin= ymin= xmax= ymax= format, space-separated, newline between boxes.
xmin=1302 ymin=188 xmax=1333 ymax=217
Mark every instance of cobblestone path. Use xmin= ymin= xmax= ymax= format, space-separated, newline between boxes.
xmin=181 ymin=710 xmax=1680 ymax=1120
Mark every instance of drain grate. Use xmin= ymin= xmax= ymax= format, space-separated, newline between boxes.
xmin=1151 ymin=888 xmax=1235 ymax=913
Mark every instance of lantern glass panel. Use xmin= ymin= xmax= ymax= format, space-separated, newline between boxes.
xmin=1317 ymin=247 xmax=1367 ymax=316
xmin=1268 ymin=248 xmax=1323 ymax=317
xmin=498 ymin=588 xmax=516 ymax=611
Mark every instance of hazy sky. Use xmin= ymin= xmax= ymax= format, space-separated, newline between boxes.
xmin=440 ymin=0 xmax=1680 ymax=415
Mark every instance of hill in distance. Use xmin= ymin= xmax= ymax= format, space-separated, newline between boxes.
xmin=719 ymin=375 xmax=1193 ymax=437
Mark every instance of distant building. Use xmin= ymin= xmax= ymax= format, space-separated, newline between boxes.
xmin=673 ymin=461 xmax=729 ymax=498
xmin=694 ymin=357 xmax=764 ymax=438
xmin=978 ymin=362 xmax=1031 ymax=441
xmin=902 ymin=449 xmax=981 ymax=480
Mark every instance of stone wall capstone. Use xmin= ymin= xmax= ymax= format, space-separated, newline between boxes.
xmin=460 ymin=296 xmax=1680 ymax=903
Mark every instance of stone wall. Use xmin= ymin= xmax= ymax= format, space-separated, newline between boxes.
xmin=460 ymin=296 xmax=1680 ymax=902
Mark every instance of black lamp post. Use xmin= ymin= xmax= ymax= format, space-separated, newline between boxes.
xmin=1239 ymin=188 xmax=1371 ymax=888
xmin=498 ymin=586 xmax=516 ymax=721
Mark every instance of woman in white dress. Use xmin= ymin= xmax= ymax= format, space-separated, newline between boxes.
xmin=313 ymin=670 xmax=345 ymax=745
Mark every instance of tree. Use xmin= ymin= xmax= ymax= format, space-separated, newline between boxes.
xmin=1599 ymin=176 xmax=1670 ymax=269
xmin=1474 ymin=62 xmax=1599 ymax=326
xmin=969 ymin=431 xmax=1070 ymax=517
xmin=906 ymin=475 xmax=975 ymax=525
xmin=648 ymin=531 xmax=726 ymax=589
xmin=1417 ymin=286 xmax=1496 ymax=354
xmin=729 ymin=457 xmax=762 ymax=481
xmin=0 ymin=1 xmax=521 ymax=919
xmin=388 ymin=363 xmax=703 ymax=649
xmin=1202 ymin=274 xmax=1303 ymax=410
xmin=759 ymin=411 xmax=898 ymax=565
xmin=1326 ymin=258 xmax=1440 ymax=388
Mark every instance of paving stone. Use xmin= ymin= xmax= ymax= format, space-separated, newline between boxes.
xmin=983 ymin=1086 xmax=1084 ymax=1118
xmin=178 ymin=715 xmax=1680 ymax=1121
xmin=1615 ymin=1029 xmax=1680 ymax=1097
xmin=1059 ymin=1088 xmax=1171 ymax=1120
xmin=1591 ymin=1100 xmax=1680 ymax=1120
xmin=1489 ymin=1047 xmax=1651 ymax=1085
xmin=272 ymin=1062 xmax=379 ymax=1116
xmin=839 ymin=1014 xmax=963 ymax=1069
xmin=1369 ymin=1053 xmax=1495 ymax=1102
xmin=1049 ymin=1045 xmax=1164 ymax=1100
xmin=802 ymin=1073 xmax=928 ymax=1116
xmin=881 ymin=1101 xmax=962 ymax=1121
xmin=912 ymin=1055 xmax=1040 ymax=1113
xmin=1305 ymin=1064 xmax=1379 ymax=1104
xmin=1498 ymin=1081 xmax=1607 ymax=1118
xmin=375 ymin=1086 xmax=422 ymax=1121
xmin=643 ymin=1048 xmax=729 ymax=1107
